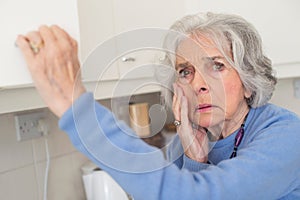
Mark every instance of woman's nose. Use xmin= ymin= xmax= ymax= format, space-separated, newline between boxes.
xmin=191 ymin=71 xmax=209 ymax=95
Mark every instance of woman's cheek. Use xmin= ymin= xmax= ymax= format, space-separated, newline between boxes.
xmin=224 ymin=81 xmax=245 ymax=116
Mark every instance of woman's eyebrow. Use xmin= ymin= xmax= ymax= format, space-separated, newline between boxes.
xmin=175 ymin=56 xmax=225 ymax=69
xmin=202 ymin=56 xmax=224 ymax=62
xmin=175 ymin=62 xmax=193 ymax=69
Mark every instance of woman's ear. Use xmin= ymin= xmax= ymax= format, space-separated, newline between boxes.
xmin=244 ymin=88 xmax=252 ymax=99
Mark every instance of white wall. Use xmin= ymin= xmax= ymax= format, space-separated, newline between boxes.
xmin=270 ymin=78 xmax=300 ymax=115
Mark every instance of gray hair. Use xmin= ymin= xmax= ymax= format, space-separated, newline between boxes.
xmin=159 ymin=12 xmax=277 ymax=108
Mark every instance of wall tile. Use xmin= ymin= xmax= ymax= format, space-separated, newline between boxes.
xmin=70 ymin=152 xmax=90 ymax=199
xmin=35 ymin=153 xmax=87 ymax=200
xmin=0 ymin=113 xmax=34 ymax=173
xmin=32 ymin=110 xmax=77 ymax=163
xmin=45 ymin=111 xmax=77 ymax=158
xmin=0 ymin=165 xmax=38 ymax=200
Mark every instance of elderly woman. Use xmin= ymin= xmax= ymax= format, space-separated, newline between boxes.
xmin=16 ymin=12 xmax=300 ymax=199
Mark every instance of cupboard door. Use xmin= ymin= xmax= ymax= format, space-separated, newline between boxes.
xmin=117 ymin=49 xmax=162 ymax=80
xmin=0 ymin=0 xmax=80 ymax=88
xmin=112 ymin=0 xmax=185 ymax=81
xmin=112 ymin=0 xmax=185 ymax=32
xmin=78 ymin=0 xmax=119 ymax=81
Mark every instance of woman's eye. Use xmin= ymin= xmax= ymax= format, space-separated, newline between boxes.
xmin=212 ymin=62 xmax=225 ymax=71
xmin=178 ymin=68 xmax=194 ymax=78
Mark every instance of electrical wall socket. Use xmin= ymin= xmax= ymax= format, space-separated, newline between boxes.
xmin=14 ymin=111 xmax=47 ymax=141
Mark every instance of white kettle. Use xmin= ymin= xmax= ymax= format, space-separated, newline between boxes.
xmin=81 ymin=162 xmax=129 ymax=200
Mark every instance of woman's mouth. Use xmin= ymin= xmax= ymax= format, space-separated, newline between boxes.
xmin=195 ymin=104 xmax=213 ymax=113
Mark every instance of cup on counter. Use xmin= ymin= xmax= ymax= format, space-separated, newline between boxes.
xmin=129 ymin=102 xmax=151 ymax=137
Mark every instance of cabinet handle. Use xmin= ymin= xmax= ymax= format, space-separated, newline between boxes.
xmin=122 ymin=57 xmax=136 ymax=62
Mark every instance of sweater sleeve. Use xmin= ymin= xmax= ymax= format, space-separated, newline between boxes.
xmin=59 ymin=92 xmax=300 ymax=200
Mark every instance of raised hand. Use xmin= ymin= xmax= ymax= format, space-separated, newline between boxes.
xmin=15 ymin=25 xmax=86 ymax=117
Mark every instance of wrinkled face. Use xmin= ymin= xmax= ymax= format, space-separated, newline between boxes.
xmin=175 ymin=34 xmax=250 ymax=129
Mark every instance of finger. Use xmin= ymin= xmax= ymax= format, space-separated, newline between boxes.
xmin=180 ymin=96 xmax=190 ymax=130
xmin=39 ymin=25 xmax=56 ymax=44
xmin=50 ymin=25 xmax=79 ymax=55
xmin=179 ymin=95 xmax=196 ymax=148
xmin=172 ymin=83 xmax=183 ymax=120
xmin=172 ymin=83 xmax=178 ymax=108
xmin=70 ymin=38 xmax=78 ymax=49
xmin=172 ymin=83 xmax=178 ymax=116
xmin=50 ymin=25 xmax=79 ymax=67
xmin=24 ymin=31 xmax=44 ymax=54
xmin=15 ymin=35 xmax=35 ymax=65
xmin=67 ymin=61 xmax=75 ymax=82
xmin=26 ymin=31 xmax=43 ymax=46
xmin=181 ymin=95 xmax=197 ymax=142
xmin=50 ymin=25 xmax=73 ymax=44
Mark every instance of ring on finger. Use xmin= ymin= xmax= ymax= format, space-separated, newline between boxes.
xmin=29 ymin=41 xmax=44 ymax=54
xmin=174 ymin=120 xmax=181 ymax=127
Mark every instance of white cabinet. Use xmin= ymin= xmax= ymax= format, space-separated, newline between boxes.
xmin=112 ymin=29 xmax=169 ymax=80
xmin=112 ymin=0 xmax=185 ymax=33
xmin=77 ymin=0 xmax=119 ymax=81
xmin=0 ymin=0 xmax=186 ymax=113
xmin=117 ymin=50 xmax=158 ymax=80
xmin=0 ymin=0 xmax=80 ymax=88
xmin=79 ymin=0 xmax=186 ymax=82
xmin=185 ymin=0 xmax=300 ymax=79
xmin=112 ymin=0 xmax=185 ymax=80
xmin=0 ymin=0 xmax=80 ymax=113
xmin=75 ymin=0 xmax=187 ymax=99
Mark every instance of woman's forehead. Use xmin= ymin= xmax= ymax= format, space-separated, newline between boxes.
xmin=176 ymin=38 xmax=220 ymax=65
xmin=175 ymin=34 xmax=232 ymax=65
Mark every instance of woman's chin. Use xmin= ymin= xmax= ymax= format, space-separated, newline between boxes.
xmin=193 ymin=118 xmax=212 ymax=128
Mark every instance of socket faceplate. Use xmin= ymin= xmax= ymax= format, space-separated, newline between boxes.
xmin=14 ymin=112 xmax=45 ymax=141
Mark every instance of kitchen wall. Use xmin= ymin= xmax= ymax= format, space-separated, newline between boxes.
xmin=0 ymin=92 xmax=160 ymax=200
xmin=270 ymin=78 xmax=300 ymax=115
xmin=0 ymin=108 xmax=88 ymax=200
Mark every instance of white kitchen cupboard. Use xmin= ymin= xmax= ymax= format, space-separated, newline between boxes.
xmin=77 ymin=0 xmax=119 ymax=81
xmin=70 ymin=0 xmax=186 ymax=100
xmin=0 ymin=0 xmax=80 ymax=88
xmin=78 ymin=0 xmax=186 ymax=82
xmin=0 ymin=0 xmax=81 ymax=113
xmin=112 ymin=0 xmax=186 ymax=80
xmin=185 ymin=0 xmax=300 ymax=79
xmin=0 ymin=0 xmax=186 ymax=114
xmin=112 ymin=0 xmax=185 ymax=33
xmin=81 ymin=0 xmax=187 ymax=100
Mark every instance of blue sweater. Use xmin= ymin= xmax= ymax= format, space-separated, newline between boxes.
xmin=59 ymin=92 xmax=300 ymax=200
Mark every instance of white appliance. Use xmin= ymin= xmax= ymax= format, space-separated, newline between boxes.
xmin=81 ymin=162 xmax=129 ymax=200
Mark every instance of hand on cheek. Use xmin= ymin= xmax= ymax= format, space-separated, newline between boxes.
xmin=173 ymin=83 xmax=209 ymax=163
